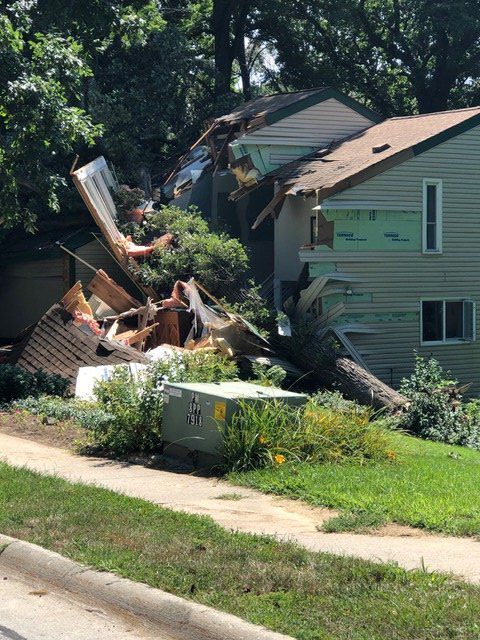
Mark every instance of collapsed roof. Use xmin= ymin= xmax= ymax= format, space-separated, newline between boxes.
xmin=10 ymin=303 xmax=148 ymax=387
xmin=161 ymin=87 xmax=381 ymax=199
xmin=214 ymin=86 xmax=380 ymax=131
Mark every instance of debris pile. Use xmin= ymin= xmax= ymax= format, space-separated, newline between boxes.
xmin=3 ymin=155 xmax=294 ymax=391
xmin=5 ymin=270 xmax=273 ymax=390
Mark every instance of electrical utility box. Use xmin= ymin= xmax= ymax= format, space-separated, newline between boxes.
xmin=162 ymin=381 xmax=307 ymax=467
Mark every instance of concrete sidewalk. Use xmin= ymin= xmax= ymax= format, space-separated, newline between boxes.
xmin=1 ymin=432 xmax=480 ymax=584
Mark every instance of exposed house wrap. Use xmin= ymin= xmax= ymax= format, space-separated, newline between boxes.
xmin=162 ymin=87 xmax=380 ymax=282
xmin=270 ymin=106 xmax=480 ymax=392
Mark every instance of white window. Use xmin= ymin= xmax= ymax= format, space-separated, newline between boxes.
xmin=422 ymin=178 xmax=442 ymax=253
xmin=421 ymin=299 xmax=475 ymax=345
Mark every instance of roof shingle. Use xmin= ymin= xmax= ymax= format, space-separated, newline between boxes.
xmin=274 ymin=106 xmax=480 ymax=198
xmin=11 ymin=304 xmax=148 ymax=387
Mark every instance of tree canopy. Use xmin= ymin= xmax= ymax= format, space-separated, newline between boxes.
xmin=3 ymin=0 xmax=480 ymax=231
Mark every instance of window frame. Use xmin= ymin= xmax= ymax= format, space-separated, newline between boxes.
xmin=422 ymin=178 xmax=443 ymax=254
xmin=420 ymin=298 xmax=476 ymax=346
xmin=310 ymin=214 xmax=318 ymax=244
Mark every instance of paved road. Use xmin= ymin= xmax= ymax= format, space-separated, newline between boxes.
xmin=2 ymin=431 xmax=480 ymax=584
xmin=0 ymin=568 xmax=165 ymax=640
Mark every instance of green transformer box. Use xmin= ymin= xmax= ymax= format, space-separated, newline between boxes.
xmin=162 ymin=381 xmax=307 ymax=467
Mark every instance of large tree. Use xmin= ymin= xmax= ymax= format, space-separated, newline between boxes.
xmin=256 ymin=0 xmax=480 ymax=116
xmin=0 ymin=0 xmax=163 ymax=231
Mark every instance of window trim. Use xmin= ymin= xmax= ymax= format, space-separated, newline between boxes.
xmin=310 ymin=215 xmax=318 ymax=244
xmin=422 ymin=178 xmax=443 ymax=254
xmin=420 ymin=298 xmax=475 ymax=346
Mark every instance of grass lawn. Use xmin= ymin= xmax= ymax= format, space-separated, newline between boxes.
xmin=1 ymin=463 xmax=480 ymax=639
xmin=229 ymin=433 xmax=480 ymax=537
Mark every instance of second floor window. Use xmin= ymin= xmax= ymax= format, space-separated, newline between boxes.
xmin=422 ymin=178 xmax=442 ymax=253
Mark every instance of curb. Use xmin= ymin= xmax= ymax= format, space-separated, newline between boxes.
xmin=0 ymin=534 xmax=293 ymax=640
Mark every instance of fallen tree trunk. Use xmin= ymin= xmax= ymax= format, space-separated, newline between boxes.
xmin=318 ymin=357 xmax=407 ymax=411
xmin=275 ymin=331 xmax=407 ymax=411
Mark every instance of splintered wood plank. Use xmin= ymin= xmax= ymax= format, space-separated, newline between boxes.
xmin=114 ymin=323 xmax=158 ymax=346
xmin=87 ymin=270 xmax=141 ymax=314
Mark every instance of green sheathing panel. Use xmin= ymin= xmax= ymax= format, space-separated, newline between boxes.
xmin=308 ymin=262 xmax=336 ymax=278
xmin=230 ymin=141 xmax=313 ymax=177
xmin=321 ymin=209 xmax=421 ymax=252
xmin=332 ymin=311 xmax=419 ymax=326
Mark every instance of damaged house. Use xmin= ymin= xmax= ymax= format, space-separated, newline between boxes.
xmin=240 ymin=106 xmax=480 ymax=393
xmin=0 ymin=214 xmax=139 ymax=341
xmin=1 ymin=155 xmax=283 ymax=391
xmin=163 ymin=87 xmax=380 ymax=282
xmin=167 ymin=90 xmax=480 ymax=394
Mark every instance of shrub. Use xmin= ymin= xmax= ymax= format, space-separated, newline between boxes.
xmin=251 ymin=362 xmax=287 ymax=388
xmin=399 ymin=355 xmax=480 ymax=448
xmin=90 ymin=352 xmax=239 ymax=456
xmin=221 ymin=399 xmax=395 ymax=472
xmin=127 ymin=205 xmax=250 ymax=298
xmin=92 ymin=366 xmax=163 ymax=455
xmin=150 ymin=350 xmax=239 ymax=384
xmin=0 ymin=364 xmax=69 ymax=404
xmin=13 ymin=395 xmax=112 ymax=434
xmin=311 ymin=390 xmax=366 ymax=414
xmin=221 ymin=281 xmax=276 ymax=336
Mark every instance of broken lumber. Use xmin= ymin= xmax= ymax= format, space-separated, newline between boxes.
xmin=87 ymin=270 xmax=141 ymax=314
xmin=113 ymin=323 xmax=159 ymax=346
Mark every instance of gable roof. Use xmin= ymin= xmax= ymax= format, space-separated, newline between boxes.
xmin=215 ymin=87 xmax=382 ymax=130
xmin=273 ymin=105 xmax=480 ymax=199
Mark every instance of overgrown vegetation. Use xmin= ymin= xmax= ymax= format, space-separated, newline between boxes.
xmin=221 ymin=399 xmax=395 ymax=473
xmin=0 ymin=365 xmax=69 ymax=404
xmin=126 ymin=205 xmax=250 ymax=298
xmin=3 ymin=462 xmax=480 ymax=640
xmin=399 ymin=355 xmax=480 ymax=449
xmin=12 ymin=351 xmax=239 ymax=456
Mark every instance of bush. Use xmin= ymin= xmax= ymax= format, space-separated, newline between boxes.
xmin=221 ymin=281 xmax=276 ymax=336
xmin=0 ymin=364 xmax=69 ymax=404
xmin=150 ymin=350 xmax=239 ymax=384
xmin=92 ymin=366 xmax=163 ymax=455
xmin=399 ymin=355 xmax=480 ymax=448
xmin=13 ymin=395 xmax=112 ymax=434
xmin=251 ymin=362 xmax=287 ymax=387
xmin=90 ymin=352 xmax=239 ymax=456
xmin=311 ymin=390 xmax=366 ymax=414
xmin=127 ymin=205 xmax=250 ymax=298
xmin=221 ymin=399 xmax=395 ymax=472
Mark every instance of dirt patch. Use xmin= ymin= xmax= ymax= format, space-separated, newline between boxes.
xmin=0 ymin=411 xmax=84 ymax=450
xmin=372 ymin=522 xmax=435 ymax=538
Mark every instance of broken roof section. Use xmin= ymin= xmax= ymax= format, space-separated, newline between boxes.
xmin=161 ymin=87 xmax=381 ymax=200
xmin=10 ymin=302 xmax=148 ymax=387
xmin=215 ymin=87 xmax=382 ymax=130
xmin=273 ymin=105 xmax=480 ymax=199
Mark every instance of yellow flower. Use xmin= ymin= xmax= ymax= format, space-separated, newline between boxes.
xmin=274 ymin=454 xmax=286 ymax=464
xmin=258 ymin=436 xmax=266 ymax=444
xmin=386 ymin=450 xmax=397 ymax=461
